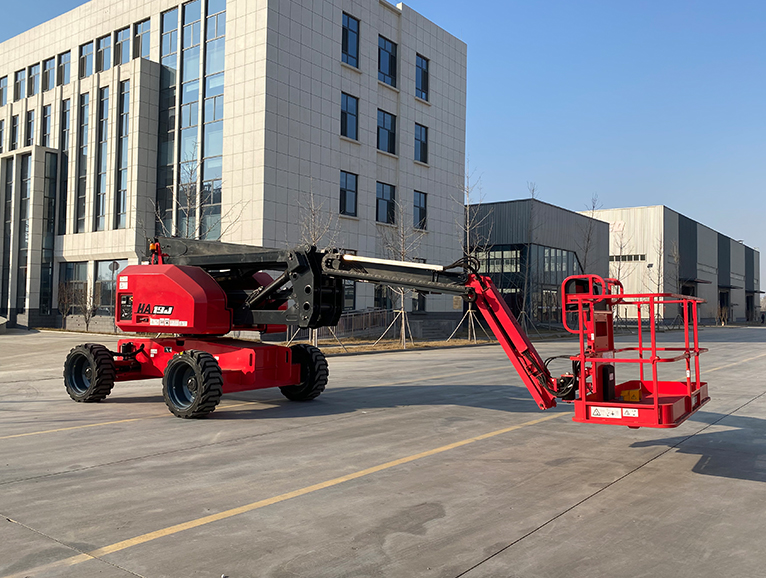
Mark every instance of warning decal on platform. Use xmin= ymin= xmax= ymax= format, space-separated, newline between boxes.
xmin=623 ymin=408 xmax=639 ymax=418
xmin=590 ymin=406 xmax=621 ymax=419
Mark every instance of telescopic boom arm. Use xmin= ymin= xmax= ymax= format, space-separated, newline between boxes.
xmin=148 ymin=237 xmax=564 ymax=408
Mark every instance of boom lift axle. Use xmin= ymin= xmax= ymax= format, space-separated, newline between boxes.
xmin=63 ymin=238 xmax=707 ymax=427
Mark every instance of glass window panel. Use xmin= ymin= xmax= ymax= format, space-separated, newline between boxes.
xmin=182 ymin=46 xmax=200 ymax=81
xmin=180 ymin=126 xmax=199 ymax=161
xmin=203 ymin=156 xmax=222 ymax=181
xmin=203 ymin=120 xmax=223 ymax=157
xmin=184 ymin=0 xmax=201 ymax=25
xmin=205 ymin=37 xmax=225 ymax=75
xmin=205 ymin=72 xmax=224 ymax=96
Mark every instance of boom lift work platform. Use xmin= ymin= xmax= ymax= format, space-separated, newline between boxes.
xmin=63 ymin=237 xmax=708 ymax=428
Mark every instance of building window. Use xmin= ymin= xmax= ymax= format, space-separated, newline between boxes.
xmin=0 ymin=76 xmax=6 ymax=106
xmin=342 ymin=13 xmax=359 ymax=68
xmin=416 ymin=54 xmax=429 ymax=101
xmin=41 ymin=105 xmax=52 ymax=147
xmin=1 ymin=159 xmax=12 ymax=316
xmin=17 ymin=155 xmax=32 ymax=312
xmin=201 ymin=0 xmax=226 ymax=241
xmin=116 ymin=81 xmax=130 ymax=229
xmin=340 ymin=93 xmax=358 ymax=140
xmin=95 ymin=259 xmax=128 ymax=316
xmin=96 ymin=35 xmax=112 ymax=72
xmin=42 ymin=58 xmax=55 ymax=91
xmin=374 ymin=284 xmax=393 ymax=310
xmin=134 ymin=19 xmax=151 ymax=59
xmin=115 ymin=28 xmax=130 ymax=65
xmin=94 ymin=87 xmax=109 ymax=231
xmin=25 ymin=110 xmax=35 ymax=147
xmin=59 ymin=99 xmax=71 ymax=235
xmin=162 ymin=9 xmax=179 ymax=67
xmin=59 ymin=261 xmax=87 ymax=314
xmin=340 ymin=171 xmax=357 ymax=217
xmin=0 ymin=119 xmax=4 ymax=153
xmin=14 ymin=70 xmax=26 ymax=101
xmin=343 ymin=279 xmax=356 ymax=311
xmin=76 ymin=93 xmax=90 ymax=233
xmin=28 ymin=64 xmax=40 ymax=97
xmin=377 ymin=109 xmax=396 ymax=154
xmin=378 ymin=36 xmax=397 ymax=87
xmin=376 ymin=182 xmax=395 ymax=224
xmin=414 ymin=124 xmax=428 ymax=164
xmin=157 ymin=8 xmax=179 ymax=237
xmin=609 ymin=254 xmax=647 ymax=262
xmin=414 ymin=191 xmax=427 ymax=230
xmin=10 ymin=115 xmax=18 ymax=150
xmin=412 ymin=292 xmax=426 ymax=312
xmin=79 ymin=42 xmax=94 ymax=78
xmin=57 ymin=52 xmax=71 ymax=85
xmin=40 ymin=152 xmax=57 ymax=315
xmin=205 ymin=0 xmax=226 ymax=73
xmin=178 ymin=0 xmax=203 ymax=239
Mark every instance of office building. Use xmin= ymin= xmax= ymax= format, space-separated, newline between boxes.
xmin=0 ymin=0 xmax=467 ymax=329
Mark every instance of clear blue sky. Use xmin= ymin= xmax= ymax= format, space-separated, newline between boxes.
xmin=3 ymin=1 xmax=765 ymax=258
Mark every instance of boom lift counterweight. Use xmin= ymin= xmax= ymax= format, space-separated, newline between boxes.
xmin=63 ymin=238 xmax=708 ymax=427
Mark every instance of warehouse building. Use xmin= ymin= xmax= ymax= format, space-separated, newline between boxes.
xmin=469 ymin=198 xmax=609 ymax=324
xmin=0 ymin=0 xmax=467 ymax=329
xmin=591 ymin=205 xmax=761 ymax=323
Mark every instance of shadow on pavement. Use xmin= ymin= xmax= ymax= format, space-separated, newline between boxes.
xmin=109 ymin=383 xmax=550 ymax=420
xmin=631 ymin=411 xmax=766 ymax=483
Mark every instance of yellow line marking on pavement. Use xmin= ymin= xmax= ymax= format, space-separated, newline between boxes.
xmin=0 ymin=416 xmax=167 ymax=440
xmin=706 ymin=351 xmax=766 ymax=373
xmin=0 ymin=400 xmax=278 ymax=441
xmin=5 ymin=412 xmax=563 ymax=578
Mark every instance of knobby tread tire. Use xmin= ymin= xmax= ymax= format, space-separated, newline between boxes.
xmin=162 ymin=350 xmax=223 ymax=418
xmin=280 ymin=344 xmax=329 ymax=401
xmin=63 ymin=343 xmax=116 ymax=402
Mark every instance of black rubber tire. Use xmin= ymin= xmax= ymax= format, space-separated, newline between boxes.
xmin=162 ymin=350 xmax=223 ymax=418
xmin=63 ymin=343 xmax=116 ymax=402
xmin=280 ymin=344 xmax=328 ymax=401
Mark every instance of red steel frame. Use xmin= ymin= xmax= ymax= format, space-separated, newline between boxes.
xmin=112 ymin=338 xmax=301 ymax=394
xmin=562 ymin=275 xmax=709 ymax=428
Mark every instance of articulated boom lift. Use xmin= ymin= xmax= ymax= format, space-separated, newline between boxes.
xmin=63 ymin=237 xmax=708 ymax=428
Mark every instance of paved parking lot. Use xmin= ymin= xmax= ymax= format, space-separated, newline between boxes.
xmin=2 ymin=327 xmax=766 ymax=578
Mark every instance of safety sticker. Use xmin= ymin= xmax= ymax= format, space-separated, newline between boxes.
xmin=590 ymin=406 xmax=621 ymax=419
xmin=150 ymin=318 xmax=189 ymax=327
xmin=118 ymin=277 xmax=128 ymax=290
xmin=623 ymin=408 xmax=639 ymax=418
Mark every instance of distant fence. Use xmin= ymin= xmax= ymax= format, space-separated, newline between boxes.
xmin=289 ymin=308 xmax=396 ymax=341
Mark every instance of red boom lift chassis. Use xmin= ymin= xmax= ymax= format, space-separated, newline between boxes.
xmin=63 ymin=237 xmax=708 ymax=428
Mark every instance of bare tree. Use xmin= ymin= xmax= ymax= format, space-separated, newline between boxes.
xmin=644 ymin=236 xmax=667 ymax=325
xmin=73 ymin=283 xmax=100 ymax=333
xmin=376 ymin=197 xmax=426 ymax=349
xmin=519 ymin=181 xmax=543 ymax=330
xmin=57 ymin=282 xmax=77 ymax=330
xmin=297 ymin=181 xmax=341 ymax=249
xmin=295 ymin=180 xmax=342 ymax=346
xmin=609 ymin=223 xmax=633 ymax=283
xmin=450 ymin=159 xmax=493 ymax=342
xmin=609 ymin=223 xmax=634 ymax=324
xmin=577 ymin=193 xmax=603 ymax=274
xmin=150 ymin=150 xmax=247 ymax=243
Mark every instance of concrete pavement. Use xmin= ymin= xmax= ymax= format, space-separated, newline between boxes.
xmin=1 ymin=327 xmax=765 ymax=577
